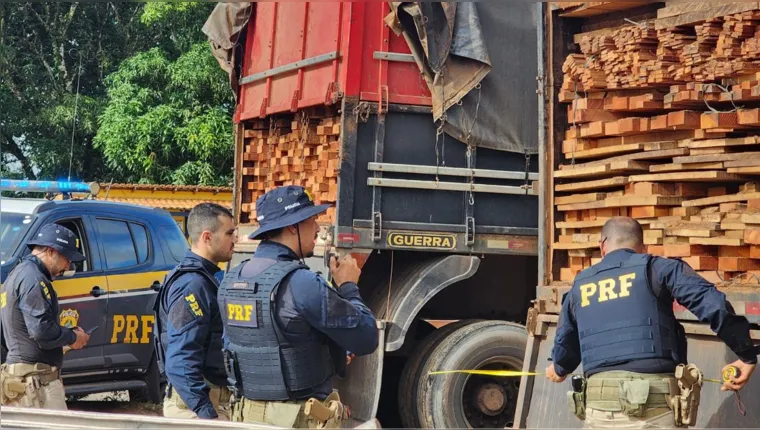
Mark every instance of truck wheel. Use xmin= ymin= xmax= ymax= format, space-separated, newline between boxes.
xmin=129 ymin=354 xmax=164 ymax=404
xmin=397 ymin=320 xmax=478 ymax=428
xmin=418 ymin=321 xmax=527 ymax=428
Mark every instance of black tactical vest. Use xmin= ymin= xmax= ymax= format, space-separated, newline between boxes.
xmin=153 ymin=265 xmax=226 ymax=385
xmin=218 ymin=258 xmax=335 ymax=401
xmin=571 ymin=253 xmax=680 ymax=375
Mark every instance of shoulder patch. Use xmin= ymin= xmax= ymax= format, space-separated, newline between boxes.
xmin=40 ymin=281 xmax=51 ymax=300
xmin=185 ymin=293 xmax=204 ymax=317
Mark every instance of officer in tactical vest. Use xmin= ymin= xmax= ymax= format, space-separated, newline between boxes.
xmin=547 ymin=217 xmax=757 ymax=428
xmin=219 ymin=185 xmax=379 ymax=428
xmin=155 ymin=203 xmax=237 ymax=420
xmin=0 ymin=224 xmax=90 ymax=409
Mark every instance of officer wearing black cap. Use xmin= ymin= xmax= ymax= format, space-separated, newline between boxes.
xmin=219 ymin=185 xmax=379 ymax=428
xmin=547 ymin=217 xmax=757 ymax=428
xmin=0 ymin=223 xmax=90 ymax=410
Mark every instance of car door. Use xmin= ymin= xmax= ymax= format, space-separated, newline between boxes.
xmin=41 ymin=214 xmax=108 ymax=374
xmin=93 ymin=215 xmax=166 ymax=371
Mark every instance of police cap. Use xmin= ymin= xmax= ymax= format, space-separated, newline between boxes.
xmin=27 ymin=223 xmax=86 ymax=262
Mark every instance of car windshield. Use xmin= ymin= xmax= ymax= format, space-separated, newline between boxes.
xmin=1 ymin=212 xmax=35 ymax=264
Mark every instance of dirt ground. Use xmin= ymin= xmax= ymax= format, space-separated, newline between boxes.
xmin=66 ymin=391 xmax=162 ymax=416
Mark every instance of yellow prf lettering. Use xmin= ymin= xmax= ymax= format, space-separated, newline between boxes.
xmin=111 ymin=315 xmax=154 ymax=343
xmin=227 ymin=304 xmax=235 ymax=320
xmin=598 ymin=278 xmax=617 ymax=302
xmin=580 ymin=283 xmax=596 ymax=307
xmin=244 ymin=304 xmax=253 ymax=321
xmin=579 ymin=272 xmax=637 ymax=306
xmin=140 ymin=315 xmax=154 ymax=344
xmin=619 ymin=273 xmax=636 ymax=297
xmin=0 ymin=292 xmax=6 ymax=308
xmin=111 ymin=315 xmax=125 ymax=343
xmin=234 ymin=304 xmax=243 ymax=321
xmin=124 ymin=315 xmax=140 ymax=344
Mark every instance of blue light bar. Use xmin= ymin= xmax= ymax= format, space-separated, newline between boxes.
xmin=0 ymin=179 xmax=99 ymax=195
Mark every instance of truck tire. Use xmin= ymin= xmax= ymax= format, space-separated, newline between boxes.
xmin=418 ymin=321 xmax=527 ymax=429
xmin=129 ymin=353 xmax=164 ymax=404
xmin=397 ymin=320 xmax=478 ymax=428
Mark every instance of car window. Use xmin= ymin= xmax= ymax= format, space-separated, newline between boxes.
xmin=0 ymin=212 xmax=35 ymax=265
xmin=129 ymin=223 xmax=149 ymax=264
xmin=161 ymin=225 xmax=189 ymax=263
xmin=52 ymin=218 xmax=91 ymax=273
xmin=97 ymin=219 xmax=138 ymax=270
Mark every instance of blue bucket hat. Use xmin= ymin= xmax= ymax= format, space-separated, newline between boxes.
xmin=249 ymin=185 xmax=331 ymax=240
xmin=27 ymin=223 xmax=86 ymax=262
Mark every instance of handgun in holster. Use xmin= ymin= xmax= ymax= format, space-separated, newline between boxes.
xmin=567 ymin=375 xmax=586 ymax=421
xmin=223 ymin=349 xmax=243 ymax=401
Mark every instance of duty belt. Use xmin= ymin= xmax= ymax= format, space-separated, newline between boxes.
xmin=2 ymin=363 xmax=61 ymax=385
xmin=586 ymin=371 xmax=675 ymax=410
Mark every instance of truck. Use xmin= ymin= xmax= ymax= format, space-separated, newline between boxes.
xmin=204 ymin=2 xmax=543 ymax=428
xmin=514 ymin=2 xmax=760 ymax=428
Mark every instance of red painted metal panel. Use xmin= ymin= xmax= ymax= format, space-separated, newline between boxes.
xmin=238 ymin=2 xmax=431 ymax=122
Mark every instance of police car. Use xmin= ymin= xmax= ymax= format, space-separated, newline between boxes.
xmin=1 ymin=180 xmax=190 ymax=402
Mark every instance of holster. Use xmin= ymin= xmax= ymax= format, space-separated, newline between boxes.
xmin=0 ymin=365 xmax=31 ymax=405
xmin=566 ymin=377 xmax=586 ymax=421
xmin=305 ymin=391 xmax=349 ymax=428
xmin=223 ymin=349 xmax=243 ymax=400
xmin=673 ymin=364 xmax=703 ymax=427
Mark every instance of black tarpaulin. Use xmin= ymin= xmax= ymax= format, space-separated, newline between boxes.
xmin=388 ymin=2 xmax=539 ymax=155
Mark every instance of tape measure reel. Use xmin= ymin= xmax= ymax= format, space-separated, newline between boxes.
xmin=722 ymin=365 xmax=741 ymax=383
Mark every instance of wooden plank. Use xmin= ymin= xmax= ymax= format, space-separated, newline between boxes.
xmin=672 ymin=152 xmax=760 ymax=164
xmin=684 ymin=192 xmax=760 ymax=208
xmin=728 ymin=166 xmax=760 ymax=174
xmin=568 ymin=148 xmax=687 ymax=166
xmin=724 ymin=159 xmax=760 ymax=168
xmin=629 ymin=171 xmax=745 ymax=183
xmin=663 ymin=244 xmax=715 ymax=257
xmin=553 ymin=242 xmax=599 ymax=250
xmin=657 ymin=2 xmax=714 ymax=19
xmin=555 ymin=193 xmax=608 ymax=205
xmin=555 ymin=176 xmax=630 ymax=192
xmin=561 ymin=1 xmax=656 ymax=18
xmin=685 ymin=136 xmax=758 ymax=149
xmin=557 ymin=196 xmax=684 ymax=212
xmin=655 ymin=3 xmax=760 ymax=29
xmin=555 ymin=161 xmax=650 ymax=179
xmin=649 ymin=162 xmax=723 ymax=173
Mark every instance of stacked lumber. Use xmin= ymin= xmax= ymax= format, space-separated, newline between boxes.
xmin=239 ymin=115 xmax=341 ymax=225
xmin=554 ymin=6 xmax=760 ymax=287
xmin=563 ymin=10 xmax=760 ymax=96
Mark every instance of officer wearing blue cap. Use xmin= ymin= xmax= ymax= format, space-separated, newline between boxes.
xmin=0 ymin=223 xmax=90 ymax=410
xmin=219 ymin=185 xmax=379 ymax=428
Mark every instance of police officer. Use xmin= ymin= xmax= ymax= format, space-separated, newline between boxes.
xmin=156 ymin=203 xmax=237 ymax=420
xmin=546 ymin=217 xmax=757 ymax=428
xmin=0 ymin=224 xmax=90 ymax=409
xmin=219 ymin=185 xmax=379 ymax=428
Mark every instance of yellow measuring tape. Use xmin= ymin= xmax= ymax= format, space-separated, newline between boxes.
xmin=428 ymin=369 xmax=728 ymax=384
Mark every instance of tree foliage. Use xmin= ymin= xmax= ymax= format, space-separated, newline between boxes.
xmin=95 ymin=43 xmax=233 ymax=186
xmin=0 ymin=2 xmax=233 ymax=186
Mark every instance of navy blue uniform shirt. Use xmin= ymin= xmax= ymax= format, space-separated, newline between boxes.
xmin=163 ymin=251 xmax=222 ymax=419
xmin=552 ymin=249 xmax=756 ymax=377
xmin=1 ymin=255 xmax=77 ymax=368
xmin=252 ymin=241 xmax=379 ymax=398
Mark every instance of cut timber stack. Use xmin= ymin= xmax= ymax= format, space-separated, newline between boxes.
xmin=239 ymin=115 xmax=341 ymax=225
xmin=555 ymin=4 xmax=760 ymax=287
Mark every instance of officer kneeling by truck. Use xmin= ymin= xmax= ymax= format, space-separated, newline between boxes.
xmin=0 ymin=224 xmax=90 ymax=410
xmin=546 ymin=217 xmax=758 ymax=428
xmin=219 ymin=186 xmax=379 ymax=428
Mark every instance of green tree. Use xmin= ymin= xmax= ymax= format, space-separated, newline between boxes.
xmin=94 ymin=39 xmax=234 ymax=186
xmin=1 ymin=2 xmax=232 ymax=187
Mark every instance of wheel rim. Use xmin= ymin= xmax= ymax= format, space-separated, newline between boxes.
xmin=461 ymin=356 xmax=522 ymax=428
